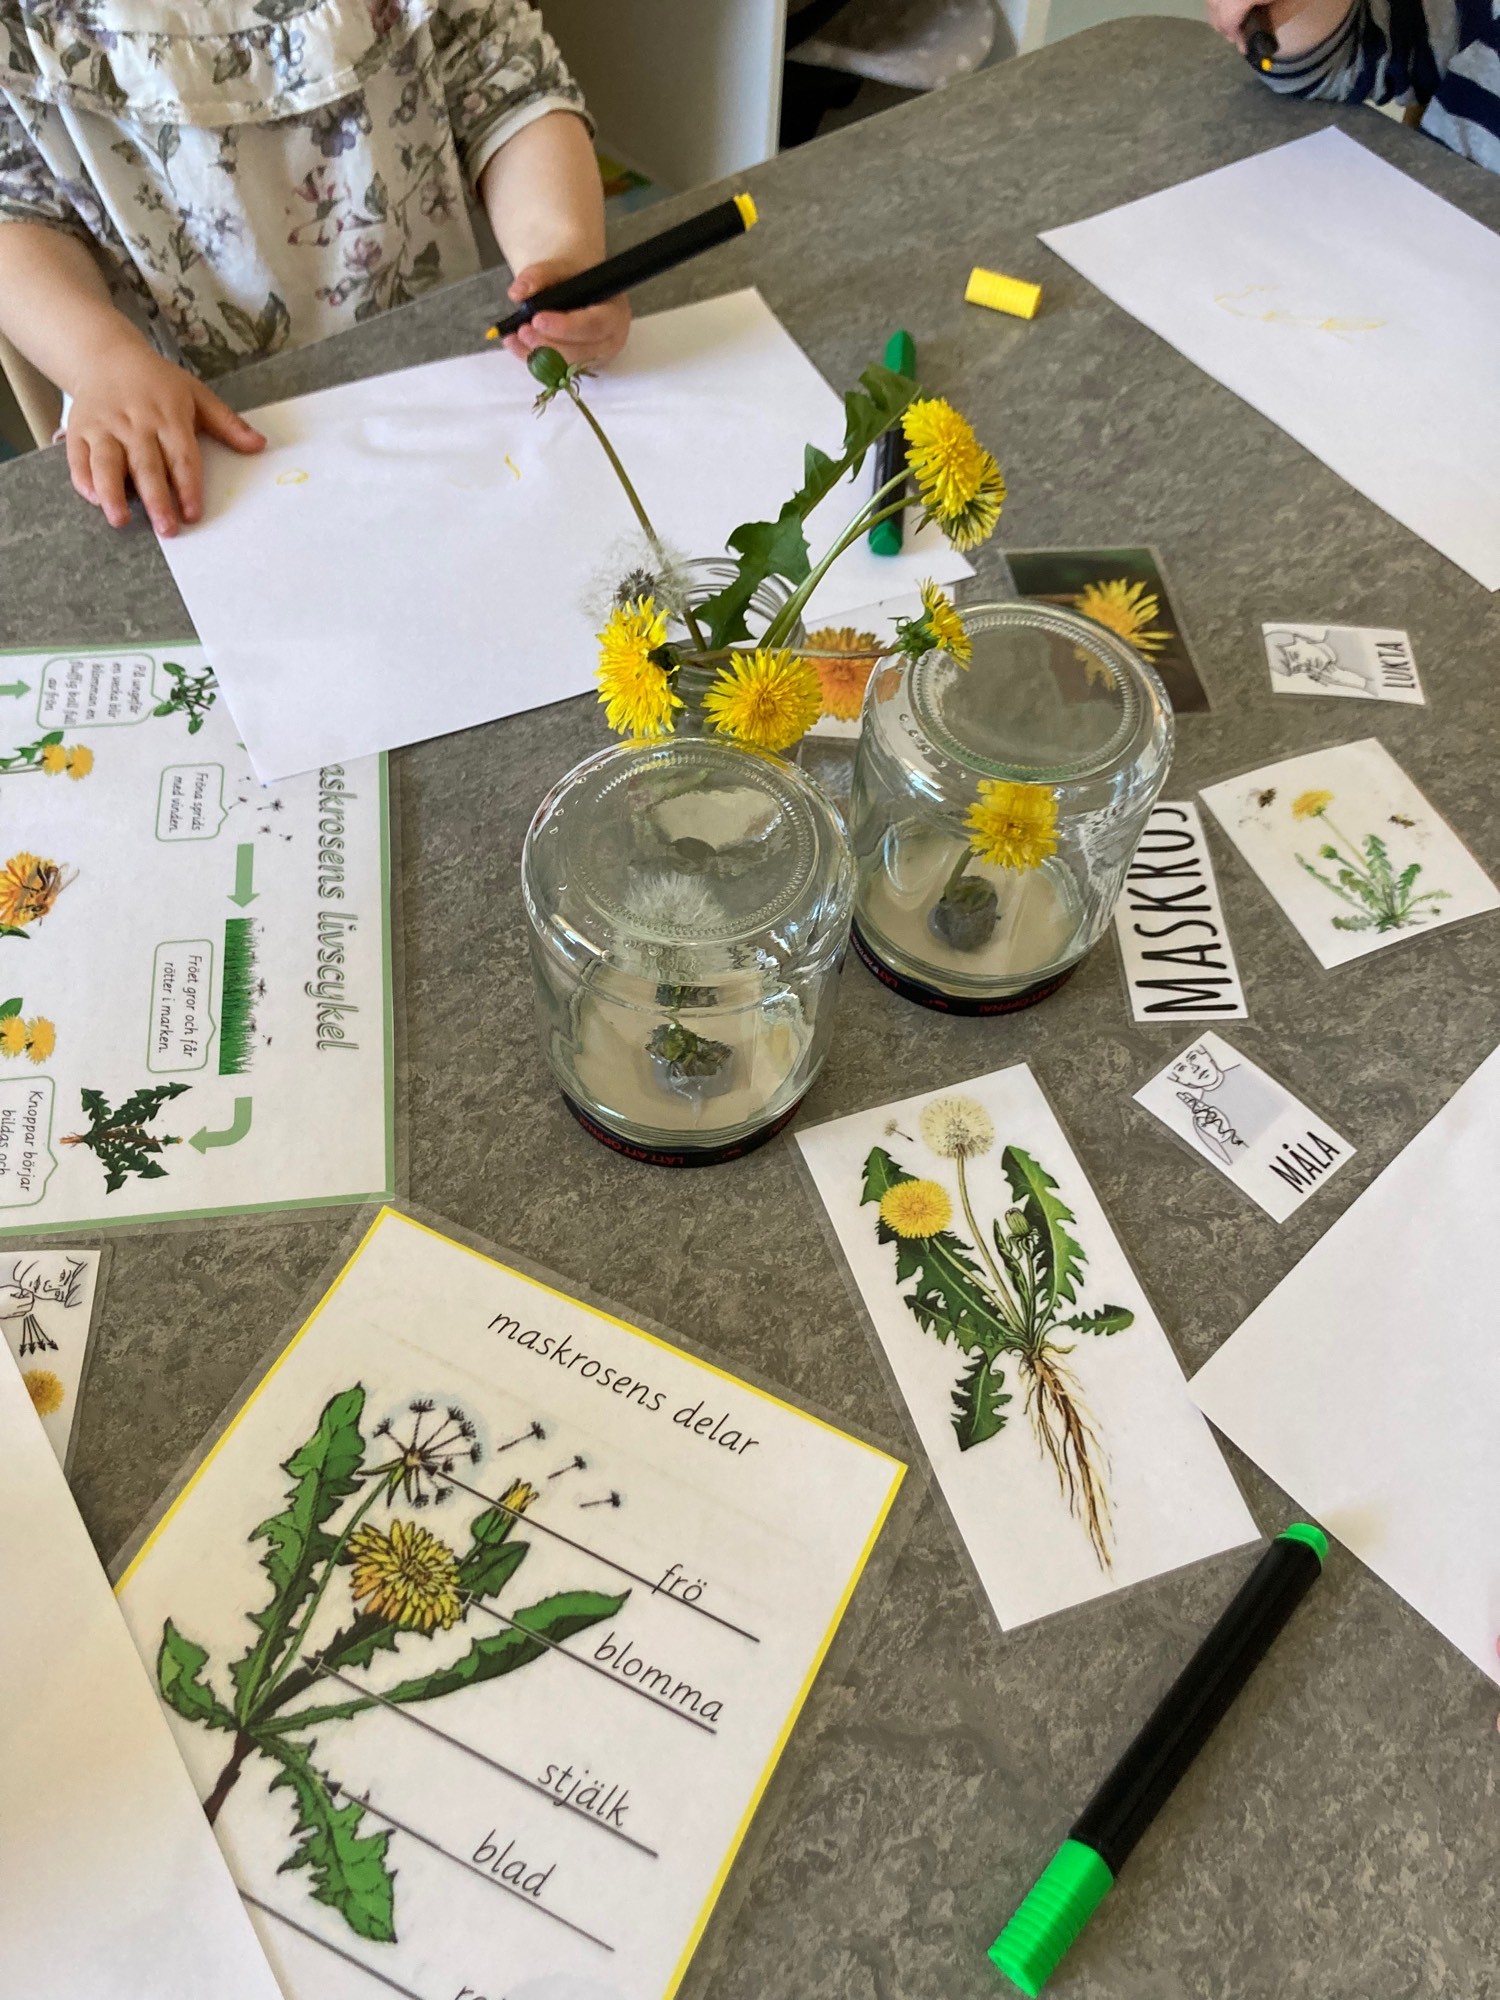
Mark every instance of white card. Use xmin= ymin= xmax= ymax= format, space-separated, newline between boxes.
xmin=1199 ymin=738 xmax=1499 ymax=969
xmin=1 ymin=1246 xmax=100 ymax=1469
xmin=1113 ymin=801 xmax=1247 ymax=1022
xmin=1263 ymin=623 xmax=1424 ymax=704
xmin=1191 ymin=1041 xmax=1500 ymax=1687
xmin=0 ymin=1300 xmax=282 ymax=2000
xmin=117 ymin=1208 xmax=904 ymax=2000
xmin=1134 ymin=1031 xmax=1354 ymax=1222
xmin=796 ymin=1065 xmax=1255 ymax=1632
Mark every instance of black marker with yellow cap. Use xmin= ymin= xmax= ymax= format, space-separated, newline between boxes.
xmin=1243 ymin=5 xmax=1279 ymax=70
xmin=486 ymin=193 xmax=759 ymax=343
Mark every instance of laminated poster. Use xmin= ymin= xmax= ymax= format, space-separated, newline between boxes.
xmin=0 ymin=642 xmax=394 ymax=1232
xmin=117 ymin=1207 xmax=905 ymax=2000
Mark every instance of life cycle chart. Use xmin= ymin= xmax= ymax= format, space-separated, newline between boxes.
xmin=117 ymin=1209 xmax=905 ymax=2000
xmin=0 ymin=643 xmax=394 ymax=1232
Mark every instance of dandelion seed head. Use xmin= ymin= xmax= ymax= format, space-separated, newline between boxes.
xmin=920 ymin=1096 xmax=996 ymax=1160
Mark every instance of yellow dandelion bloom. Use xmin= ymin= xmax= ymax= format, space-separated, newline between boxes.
xmin=901 ymin=399 xmax=1005 ymax=552
xmin=349 ymin=1517 xmax=464 ymax=1631
xmin=964 ymin=780 xmax=1059 ymax=873
xmin=1291 ymin=788 xmax=1334 ymax=820
xmin=23 ymin=1017 xmax=55 ymax=1064
xmin=66 ymin=746 xmax=94 ymax=780
xmin=0 ymin=1017 xmax=26 ymax=1057
xmin=40 ymin=743 xmax=68 ymax=775
xmin=0 ymin=853 xmax=72 ymax=930
xmin=880 ymin=1178 xmax=954 ymax=1239
xmin=702 ymin=649 xmax=823 ymax=753
xmin=1074 ymin=578 xmax=1172 ymax=659
xmin=806 ymin=627 xmax=879 ymax=722
xmin=596 ymin=597 xmax=680 ymax=740
xmin=24 ymin=1368 xmax=65 ymax=1416
xmin=920 ymin=581 xmax=972 ymax=666
xmin=498 ymin=1478 xmax=539 ymax=1517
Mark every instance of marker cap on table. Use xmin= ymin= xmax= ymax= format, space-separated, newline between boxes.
xmin=990 ymin=1524 xmax=1328 ymax=1995
xmin=966 ymin=267 xmax=1042 ymax=320
xmin=870 ymin=328 xmax=917 ymax=556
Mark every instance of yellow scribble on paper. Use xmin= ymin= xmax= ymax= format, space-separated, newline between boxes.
xmin=276 ymin=469 xmax=310 ymax=486
xmin=1214 ymin=286 xmax=1385 ymax=342
xmin=504 ymin=454 xmax=522 ymax=481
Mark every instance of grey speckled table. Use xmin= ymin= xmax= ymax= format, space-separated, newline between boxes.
xmin=4 ymin=18 xmax=1499 ymax=1997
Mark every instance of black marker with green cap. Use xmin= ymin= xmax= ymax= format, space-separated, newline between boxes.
xmin=990 ymin=1523 xmax=1328 ymax=1996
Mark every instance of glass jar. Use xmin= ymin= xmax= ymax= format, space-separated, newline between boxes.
xmin=658 ymin=559 xmax=806 ymax=736
xmin=849 ymin=601 xmax=1173 ymax=1012
xmin=523 ymin=736 xmax=854 ymax=1166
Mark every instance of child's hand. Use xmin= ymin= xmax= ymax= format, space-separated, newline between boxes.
xmin=502 ymin=260 xmax=631 ymax=369
xmin=66 ymin=337 xmax=265 ymax=536
xmin=1206 ymin=0 xmax=1340 ymax=54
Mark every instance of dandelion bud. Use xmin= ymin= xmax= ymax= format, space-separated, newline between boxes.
xmin=1005 ymin=1207 xmax=1030 ymax=1237
xmin=527 ymin=346 xmax=571 ymax=392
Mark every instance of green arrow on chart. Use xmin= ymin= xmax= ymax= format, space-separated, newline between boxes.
xmin=189 ymin=1097 xmax=253 ymax=1154
xmin=230 ymin=843 xmax=258 ymax=907
xmin=0 ymin=680 xmax=30 ymax=698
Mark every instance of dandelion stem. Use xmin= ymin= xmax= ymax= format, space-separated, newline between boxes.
xmin=762 ymin=475 xmax=913 ymax=649
xmin=955 ymin=1154 xmax=1025 ymax=1333
xmin=251 ymin=1479 xmax=385 ymax=1719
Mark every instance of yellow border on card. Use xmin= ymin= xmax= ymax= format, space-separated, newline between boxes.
xmin=116 ymin=1208 xmax=906 ymax=1998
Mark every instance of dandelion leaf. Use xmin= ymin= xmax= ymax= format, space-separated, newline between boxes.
xmin=951 ymin=1349 xmax=1010 ymax=1452
xmin=377 ymin=1588 xmax=628 ymax=1709
xmin=265 ymin=1735 xmax=395 ymax=1943
xmin=456 ymin=1516 xmax=530 ymax=1602
xmin=1064 ymin=1304 xmax=1134 ymax=1336
xmin=862 ymin=1146 xmax=1012 ymax=1351
xmin=1001 ymin=1146 xmax=1085 ymax=1309
xmin=699 ymin=507 xmax=811 ymax=650
xmin=157 ymin=1620 xmax=237 ymax=1731
xmin=231 ymin=1386 xmax=368 ymax=1713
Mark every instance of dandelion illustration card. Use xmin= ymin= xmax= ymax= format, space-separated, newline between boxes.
xmin=1004 ymin=547 xmax=1210 ymax=713
xmin=0 ymin=1308 xmax=283 ymax=2000
xmin=1134 ymin=1032 xmax=1353 ymax=1223
xmin=796 ymin=1065 xmax=1255 ymax=1632
xmin=0 ymin=1246 xmax=100 ymax=1470
xmin=1190 ymin=1040 xmax=1500 ymax=1688
xmin=1263 ymin=623 xmax=1424 ymax=704
xmin=116 ymin=1207 xmax=904 ymax=2000
xmin=1200 ymin=740 xmax=1499 ymax=970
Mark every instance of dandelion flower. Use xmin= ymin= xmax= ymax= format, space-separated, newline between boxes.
xmin=703 ymin=649 xmax=823 ymax=753
xmin=349 ymin=1517 xmax=464 ymax=1631
xmin=596 ymin=597 xmax=680 ymax=740
xmin=497 ymin=1478 xmax=539 ymax=1518
xmin=0 ymin=1017 xmax=26 ymax=1057
xmin=901 ymin=399 xmax=1005 ymax=552
xmin=880 ymin=1179 xmax=954 ymax=1239
xmin=624 ymin=869 xmax=724 ymax=936
xmin=1292 ymin=789 xmax=1335 ymax=820
xmin=0 ymin=853 xmax=72 ymax=930
xmin=806 ymin=627 xmax=880 ymax=722
xmin=920 ymin=581 xmax=972 ymax=666
xmin=23 ymin=1368 xmax=65 ymax=1416
xmin=1074 ymin=579 xmax=1171 ymax=659
xmin=12 ymin=1017 xmax=54 ymax=1063
xmin=66 ymin=746 xmax=94 ymax=780
xmin=920 ymin=1096 xmax=995 ymax=1160
xmin=964 ymin=780 xmax=1059 ymax=872
xmin=40 ymin=743 xmax=68 ymax=775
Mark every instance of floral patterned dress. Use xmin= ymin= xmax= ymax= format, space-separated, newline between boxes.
xmin=0 ymin=0 xmax=587 ymax=377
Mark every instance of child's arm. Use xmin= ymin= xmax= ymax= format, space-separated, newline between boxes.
xmin=478 ymin=109 xmax=629 ymax=367
xmin=0 ymin=222 xmax=264 ymax=535
xmin=1209 ymin=0 xmax=1441 ymax=104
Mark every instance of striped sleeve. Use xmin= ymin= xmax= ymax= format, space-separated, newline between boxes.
xmin=1260 ymin=0 xmax=1453 ymax=106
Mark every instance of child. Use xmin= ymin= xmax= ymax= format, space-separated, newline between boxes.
xmin=1208 ymin=0 xmax=1500 ymax=173
xmin=0 ymin=0 xmax=629 ymax=537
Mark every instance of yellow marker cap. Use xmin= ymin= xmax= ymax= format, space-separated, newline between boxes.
xmin=733 ymin=192 xmax=759 ymax=229
xmin=965 ymin=266 xmax=1042 ymax=321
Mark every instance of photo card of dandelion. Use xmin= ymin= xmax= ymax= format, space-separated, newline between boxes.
xmin=116 ymin=1206 xmax=904 ymax=2000
xmin=1004 ymin=547 xmax=1210 ymax=713
xmin=795 ymin=1066 xmax=1255 ymax=1632
xmin=1 ymin=1245 xmax=101 ymax=1471
xmin=1200 ymin=739 xmax=1499 ymax=970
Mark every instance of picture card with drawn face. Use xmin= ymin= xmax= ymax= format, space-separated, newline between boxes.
xmin=1262 ymin=623 xmax=1423 ymax=704
xmin=0 ymin=1246 xmax=100 ymax=1471
xmin=1200 ymin=739 xmax=1499 ymax=969
xmin=797 ymin=1064 xmax=1256 ymax=1633
xmin=1005 ymin=547 xmax=1210 ymax=713
xmin=1113 ymin=801 xmax=1247 ymax=1022
xmin=117 ymin=1207 xmax=904 ymax=2000
xmin=1134 ymin=1032 xmax=1354 ymax=1223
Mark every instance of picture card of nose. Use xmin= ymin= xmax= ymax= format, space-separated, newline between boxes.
xmin=1134 ymin=1031 xmax=1353 ymax=1223
xmin=155 ymin=289 xmax=972 ymax=783
xmin=1263 ymin=623 xmax=1423 ymax=705
xmin=115 ymin=1205 xmax=905 ymax=2000
xmin=1039 ymin=129 xmax=1500 ymax=589
xmin=1199 ymin=739 xmax=1498 ymax=971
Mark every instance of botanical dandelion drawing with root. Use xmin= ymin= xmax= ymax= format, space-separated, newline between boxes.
xmin=863 ymin=1096 xmax=1133 ymax=1566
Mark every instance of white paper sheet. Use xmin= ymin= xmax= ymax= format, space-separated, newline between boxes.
xmin=797 ymin=1065 xmax=1255 ymax=1631
xmin=0 ymin=1326 xmax=282 ymax=2000
xmin=158 ymin=290 xmax=972 ymax=781
xmin=1 ymin=1246 xmax=101 ymax=1469
xmin=1191 ymin=1042 xmax=1500 ymax=1686
xmin=1040 ymin=130 xmax=1500 ymax=589
xmin=117 ymin=1207 xmax=904 ymax=2000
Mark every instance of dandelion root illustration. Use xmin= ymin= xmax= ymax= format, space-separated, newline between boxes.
xmin=863 ymin=1095 xmax=1133 ymax=1566
xmin=61 ymin=1082 xmax=190 ymax=1193
xmin=1290 ymin=788 xmax=1449 ymax=934
xmin=157 ymin=1389 xmax=626 ymax=1943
